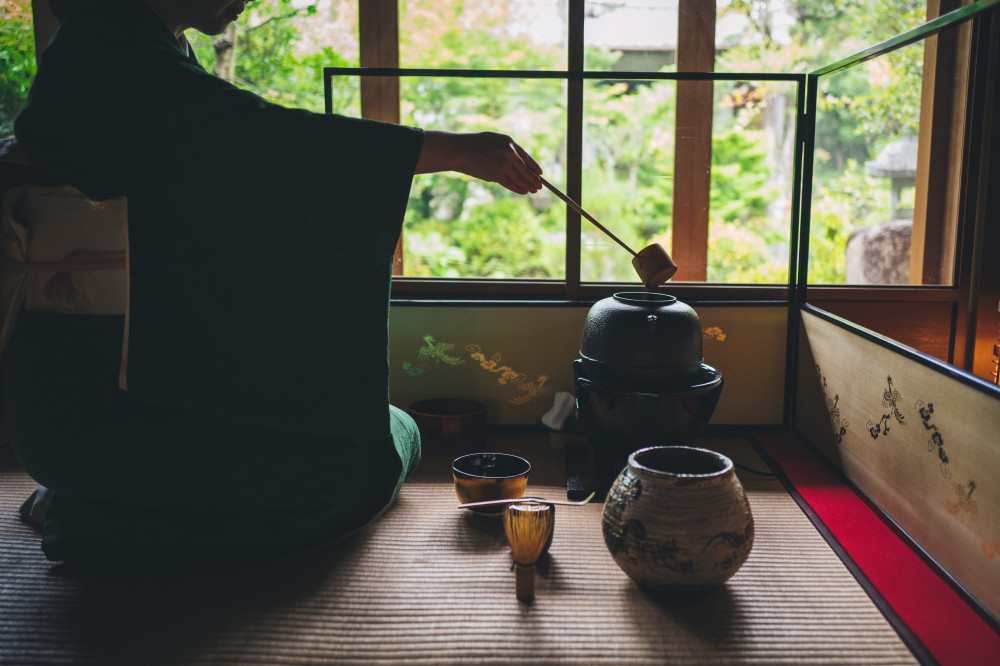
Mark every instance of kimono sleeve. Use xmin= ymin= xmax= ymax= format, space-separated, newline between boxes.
xmin=119 ymin=83 xmax=425 ymax=439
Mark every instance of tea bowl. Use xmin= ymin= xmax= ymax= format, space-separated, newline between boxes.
xmin=410 ymin=398 xmax=487 ymax=455
xmin=452 ymin=452 xmax=531 ymax=516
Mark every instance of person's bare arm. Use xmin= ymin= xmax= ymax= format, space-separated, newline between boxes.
xmin=415 ymin=131 xmax=542 ymax=195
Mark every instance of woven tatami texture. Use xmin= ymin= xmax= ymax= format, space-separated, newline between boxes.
xmin=0 ymin=436 xmax=918 ymax=665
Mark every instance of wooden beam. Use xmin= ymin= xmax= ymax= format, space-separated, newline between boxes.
xmin=671 ymin=0 xmax=715 ymax=282
xmin=359 ymin=0 xmax=404 ymax=274
xmin=566 ymin=0 xmax=584 ymax=298
xmin=910 ymin=0 xmax=971 ymax=286
xmin=359 ymin=0 xmax=400 ymax=123
xmin=966 ymin=9 xmax=999 ymax=380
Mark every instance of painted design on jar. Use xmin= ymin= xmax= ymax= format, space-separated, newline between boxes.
xmin=601 ymin=446 xmax=753 ymax=592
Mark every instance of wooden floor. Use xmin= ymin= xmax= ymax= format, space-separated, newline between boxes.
xmin=0 ymin=434 xmax=921 ymax=665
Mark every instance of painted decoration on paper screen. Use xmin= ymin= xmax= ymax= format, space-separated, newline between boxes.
xmin=403 ymin=335 xmax=465 ymax=376
xmin=400 ymin=325 xmax=725 ymax=407
xmin=466 ymin=344 xmax=526 ymax=385
xmin=419 ymin=335 xmax=465 ymax=366
xmin=399 ymin=335 xmax=551 ymax=406
xmin=867 ymin=375 xmax=906 ymax=439
xmin=916 ymin=397 xmax=996 ymax=560
xmin=816 ymin=364 xmax=849 ymax=444
xmin=916 ymin=400 xmax=951 ymax=478
xmin=703 ymin=326 xmax=726 ymax=342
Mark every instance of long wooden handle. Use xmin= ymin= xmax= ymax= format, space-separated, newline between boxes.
xmin=539 ymin=176 xmax=636 ymax=256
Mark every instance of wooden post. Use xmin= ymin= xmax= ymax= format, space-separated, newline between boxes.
xmin=359 ymin=0 xmax=404 ymax=274
xmin=671 ymin=0 xmax=715 ymax=282
xmin=566 ymin=0 xmax=584 ymax=298
xmin=910 ymin=0 xmax=970 ymax=286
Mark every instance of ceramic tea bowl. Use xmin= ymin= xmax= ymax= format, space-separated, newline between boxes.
xmin=452 ymin=453 xmax=531 ymax=516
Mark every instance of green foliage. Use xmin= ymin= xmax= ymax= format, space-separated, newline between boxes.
xmin=707 ymin=127 xmax=785 ymax=283
xmin=190 ymin=0 xmax=327 ymax=110
xmin=711 ymin=128 xmax=774 ymax=223
xmin=717 ymin=0 xmax=925 ymax=284
xmin=0 ymin=0 xmax=36 ymax=137
xmin=807 ymin=159 xmax=890 ymax=283
xmin=395 ymin=1 xmax=570 ymax=279
xmin=791 ymin=0 xmax=924 ymax=51
xmin=578 ymin=79 xmax=676 ymax=281
xmin=404 ymin=192 xmax=564 ymax=278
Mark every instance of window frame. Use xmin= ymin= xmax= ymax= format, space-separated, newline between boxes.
xmin=337 ymin=0 xmax=805 ymax=303
xmin=798 ymin=0 xmax=999 ymax=376
xmin=341 ymin=0 xmax=999 ymax=380
xmin=24 ymin=0 xmax=999 ymax=377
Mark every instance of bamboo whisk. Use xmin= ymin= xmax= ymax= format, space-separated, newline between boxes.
xmin=502 ymin=502 xmax=555 ymax=603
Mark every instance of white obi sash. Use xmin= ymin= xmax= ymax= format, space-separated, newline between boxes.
xmin=1 ymin=184 xmax=130 ymax=387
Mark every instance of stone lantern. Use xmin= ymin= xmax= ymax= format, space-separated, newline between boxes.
xmin=864 ymin=136 xmax=918 ymax=220
xmin=845 ymin=137 xmax=918 ymax=284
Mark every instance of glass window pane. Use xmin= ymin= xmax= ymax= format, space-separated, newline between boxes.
xmin=709 ymin=79 xmax=797 ymax=284
xmin=400 ymin=0 xmax=568 ymax=70
xmin=328 ymin=76 xmax=361 ymax=117
xmin=188 ymin=0 xmax=359 ymax=112
xmin=715 ymin=0 xmax=926 ymax=75
xmin=0 ymin=0 xmax=35 ymax=138
xmin=579 ymin=78 xmax=797 ymax=284
xmin=806 ymin=34 xmax=963 ymax=287
xmin=584 ymin=0 xmax=679 ymax=72
xmin=578 ymin=78 xmax=676 ymax=282
xmin=398 ymin=76 xmax=568 ymax=279
xmin=583 ymin=1 xmax=926 ymax=76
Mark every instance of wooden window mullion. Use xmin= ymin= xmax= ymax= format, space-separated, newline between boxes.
xmin=359 ymin=0 xmax=404 ymax=274
xmin=566 ymin=0 xmax=584 ymax=299
xmin=671 ymin=0 xmax=716 ymax=282
xmin=911 ymin=0 xmax=970 ymax=287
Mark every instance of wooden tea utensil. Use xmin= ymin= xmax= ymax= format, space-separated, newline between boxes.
xmin=538 ymin=176 xmax=677 ymax=288
xmin=502 ymin=501 xmax=555 ymax=603
xmin=458 ymin=492 xmax=595 ymax=511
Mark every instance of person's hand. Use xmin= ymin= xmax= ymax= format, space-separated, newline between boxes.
xmin=416 ymin=131 xmax=543 ymax=194
xmin=454 ymin=131 xmax=543 ymax=195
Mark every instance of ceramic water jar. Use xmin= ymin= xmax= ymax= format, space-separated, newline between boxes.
xmin=602 ymin=446 xmax=754 ymax=592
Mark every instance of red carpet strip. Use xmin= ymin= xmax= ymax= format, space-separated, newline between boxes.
xmin=753 ymin=431 xmax=1000 ymax=666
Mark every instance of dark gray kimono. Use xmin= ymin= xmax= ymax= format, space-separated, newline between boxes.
xmin=6 ymin=0 xmax=423 ymax=564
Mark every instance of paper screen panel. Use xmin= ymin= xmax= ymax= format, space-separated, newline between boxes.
xmin=797 ymin=308 xmax=1000 ymax=618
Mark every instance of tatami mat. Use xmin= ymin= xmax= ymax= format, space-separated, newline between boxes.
xmin=0 ymin=436 xmax=919 ymax=665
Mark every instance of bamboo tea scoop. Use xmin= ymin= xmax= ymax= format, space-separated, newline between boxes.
xmin=458 ymin=492 xmax=595 ymax=511
xmin=502 ymin=501 xmax=555 ymax=603
xmin=538 ymin=176 xmax=678 ymax=288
